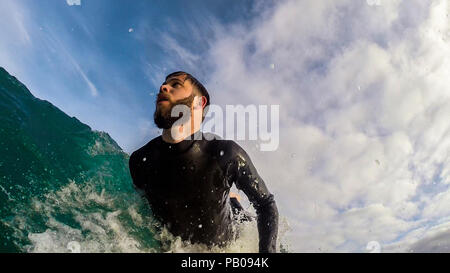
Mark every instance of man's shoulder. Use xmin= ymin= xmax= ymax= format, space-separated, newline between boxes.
xmin=201 ymin=134 xmax=247 ymax=160
xmin=201 ymin=132 xmax=229 ymax=147
xmin=129 ymin=136 xmax=162 ymax=165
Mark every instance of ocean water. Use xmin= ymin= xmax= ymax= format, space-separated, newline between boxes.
xmin=0 ymin=67 xmax=279 ymax=253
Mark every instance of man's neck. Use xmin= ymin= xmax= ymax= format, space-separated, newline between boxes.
xmin=161 ymin=122 xmax=200 ymax=144
xmin=161 ymin=105 xmax=203 ymax=144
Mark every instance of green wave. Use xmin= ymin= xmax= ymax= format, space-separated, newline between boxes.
xmin=0 ymin=67 xmax=159 ymax=252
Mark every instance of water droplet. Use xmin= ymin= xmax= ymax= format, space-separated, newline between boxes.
xmin=198 ymin=224 xmax=202 ymax=228
xmin=219 ymin=150 xmax=224 ymax=156
xmin=67 ymin=241 xmax=81 ymax=253
xmin=142 ymin=157 xmax=147 ymax=162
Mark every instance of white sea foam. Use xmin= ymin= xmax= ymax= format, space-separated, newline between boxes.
xmin=21 ymin=181 xmax=152 ymax=253
xmin=22 ymin=181 xmax=288 ymax=253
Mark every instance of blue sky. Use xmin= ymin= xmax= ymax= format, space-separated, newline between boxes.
xmin=2 ymin=0 xmax=450 ymax=252
xmin=0 ymin=0 xmax=263 ymax=153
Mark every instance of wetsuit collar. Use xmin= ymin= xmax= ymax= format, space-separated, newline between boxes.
xmin=161 ymin=130 xmax=203 ymax=153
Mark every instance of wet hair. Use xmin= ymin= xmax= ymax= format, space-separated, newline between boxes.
xmin=165 ymin=71 xmax=210 ymax=115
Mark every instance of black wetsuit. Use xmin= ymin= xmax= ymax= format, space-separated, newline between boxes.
xmin=129 ymin=130 xmax=279 ymax=253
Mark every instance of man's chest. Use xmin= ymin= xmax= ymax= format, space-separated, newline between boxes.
xmin=139 ymin=155 xmax=230 ymax=202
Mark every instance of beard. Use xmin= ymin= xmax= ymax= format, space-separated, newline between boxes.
xmin=153 ymin=93 xmax=195 ymax=129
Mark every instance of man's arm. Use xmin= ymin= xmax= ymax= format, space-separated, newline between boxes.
xmin=129 ymin=151 xmax=145 ymax=192
xmin=227 ymin=142 xmax=279 ymax=253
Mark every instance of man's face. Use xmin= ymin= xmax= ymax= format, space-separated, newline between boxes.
xmin=154 ymin=74 xmax=196 ymax=129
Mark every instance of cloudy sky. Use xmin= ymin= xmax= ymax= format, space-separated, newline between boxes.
xmin=1 ymin=0 xmax=450 ymax=252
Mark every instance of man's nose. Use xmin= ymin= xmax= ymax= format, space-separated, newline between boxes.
xmin=159 ymin=84 xmax=170 ymax=93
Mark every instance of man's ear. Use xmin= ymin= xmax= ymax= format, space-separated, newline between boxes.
xmin=193 ymin=95 xmax=207 ymax=110
xmin=200 ymin=96 xmax=207 ymax=109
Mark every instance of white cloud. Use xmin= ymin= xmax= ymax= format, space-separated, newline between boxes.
xmin=0 ymin=0 xmax=32 ymax=69
xmin=44 ymin=32 xmax=99 ymax=97
xmin=164 ymin=0 xmax=450 ymax=251
xmin=159 ymin=33 xmax=200 ymax=69
xmin=66 ymin=0 xmax=81 ymax=6
xmin=67 ymin=55 xmax=99 ymax=97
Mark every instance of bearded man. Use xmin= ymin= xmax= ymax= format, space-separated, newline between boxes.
xmin=129 ymin=71 xmax=278 ymax=253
